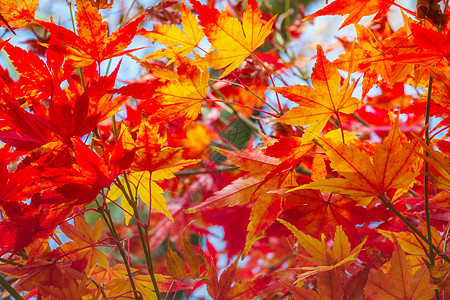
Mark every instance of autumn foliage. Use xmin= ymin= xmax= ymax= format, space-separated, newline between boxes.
xmin=0 ymin=0 xmax=450 ymax=298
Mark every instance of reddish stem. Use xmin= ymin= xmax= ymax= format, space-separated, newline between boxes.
xmin=392 ymin=2 xmax=416 ymax=16
xmin=252 ymin=53 xmax=282 ymax=112
xmin=100 ymin=191 xmax=146 ymax=227
xmin=206 ymin=98 xmax=279 ymax=118
xmin=431 ymin=124 xmax=450 ymax=139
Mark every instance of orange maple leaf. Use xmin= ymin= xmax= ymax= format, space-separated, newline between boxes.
xmin=294 ymin=116 xmax=421 ymax=202
xmin=272 ymin=45 xmax=359 ymax=141
xmin=191 ymin=0 xmax=275 ymax=77
xmin=333 ymin=24 xmax=404 ymax=98
xmin=303 ymin=0 xmax=395 ymax=29
xmin=365 ymin=239 xmax=435 ymax=299
xmin=0 ymin=260 xmax=85 ymax=297
xmin=148 ymin=57 xmax=209 ymax=126
xmin=59 ymin=216 xmax=108 ymax=275
xmin=0 ymin=0 xmax=38 ymax=30
xmin=415 ymin=134 xmax=450 ymax=190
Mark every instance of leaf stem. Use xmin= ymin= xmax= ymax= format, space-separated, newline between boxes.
xmin=96 ymin=199 xmax=142 ymax=300
xmin=67 ymin=1 xmax=77 ymax=33
xmin=89 ymin=276 xmax=108 ymax=298
xmin=119 ymin=174 xmax=162 ymax=300
xmin=143 ymin=225 xmax=162 ymax=300
xmin=252 ymin=53 xmax=283 ymax=112
xmin=351 ymin=113 xmax=371 ymax=127
xmin=334 ymin=113 xmax=345 ymax=144
xmin=129 ymin=200 xmax=162 ymax=300
xmin=228 ymin=73 xmax=282 ymax=116
xmin=425 ymin=76 xmax=435 ymax=265
xmin=67 ymin=1 xmax=86 ymax=89
xmin=206 ymin=98 xmax=278 ymax=118
xmin=175 ymin=166 xmax=240 ymax=176
xmin=443 ymin=225 xmax=450 ymax=300
xmin=209 ymin=84 xmax=262 ymax=133
xmin=377 ymin=195 xmax=450 ymax=263
xmin=112 ymin=115 xmax=119 ymax=141
xmin=0 ymin=275 xmax=23 ymax=300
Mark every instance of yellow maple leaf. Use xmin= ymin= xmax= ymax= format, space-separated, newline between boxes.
xmin=108 ymin=171 xmax=173 ymax=224
xmin=279 ymin=220 xmax=366 ymax=282
xmin=377 ymin=217 xmax=443 ymax=257
xmin=191 ymin=0 xmax=275 ymax=78
xmin=139 ymin=2 xmax=205 ymax=63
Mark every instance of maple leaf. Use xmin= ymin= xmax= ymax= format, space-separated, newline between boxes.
xmin=47 ymin=89 xmax=101 ymax=144
xmin=426 ymin=66 xmax=450 ymax=112
xmin=89 ymin=0 xmax=113 ymax=9
xmin=108 ymin=171 xmax=175 ymax=223
xmin=272 ymin=45 xmax=359 ymax=141
xmin=279 ymin=220 xmax=366 ymax=281
xmin=131 ymin=118 xmax=200 ymax=175
xmin=0 ymin=63 xmax=126 ymax=157
xmin=0 ymin=195 xmax=72 ymax=256
xmin=189 ymin=138 xmax=312 ymax=212
xmin=184 ymin=153 xmax=276 ymax=213
xmin=293 ymin=116 xmax=421 ymax=202
xmin=59 ymin=216 xmax=109 ymax=275
xmin=191 ymin=0 xmax=276 ymax=77
xmin=43 ymin=136 xmax=134 ymax=207
xmin=0 ymin=100 xmax=54 ymax=151
xmin=200 ymin=254 xmax=269 ymax=299
xmin=391 ymin=24 xmax=450 ymax=66
xmin=225 ymin=274 xmax=272 ymax=299
xmin=365 ymin=239 xmax=435 ymax=299
xmin=0 ymin=0 xmax=38 ymax=30
xmin=37 ymin=0 xmax=145 ymax=67
xmin=303 ymin=0 xmax=395 ymax=29
xmin=148 ymin=57 xmax=209 ymax=126
xmin=2 ymin=43 xmax=75 ymax=104
xmin=139 ymin=2 xmax=205 ymax=62
xmin=37 ymin=277 xmax=92 ymax=300
xmin=166 ymin=238 xmax=187 ymax=278
xmin=377 ymin=217 xmax=442 ymax=257
xmin=180 ymin=230 xmax=203 ymax=279
xmin=333 ymin=24 xmax=403 ymax=98
xmin=279 ymin=279 xmax=321 ymax=300
xmin=0 ymin=259 xmax=85 ymax=298
xmin=271 ymin=182 xmax=370 ymax=246
xmin=0 ymin=147 xmax=39 ymax=204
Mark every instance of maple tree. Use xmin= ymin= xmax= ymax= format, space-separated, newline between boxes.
xmin=0 ymin=0 xmax=450 ymax=298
